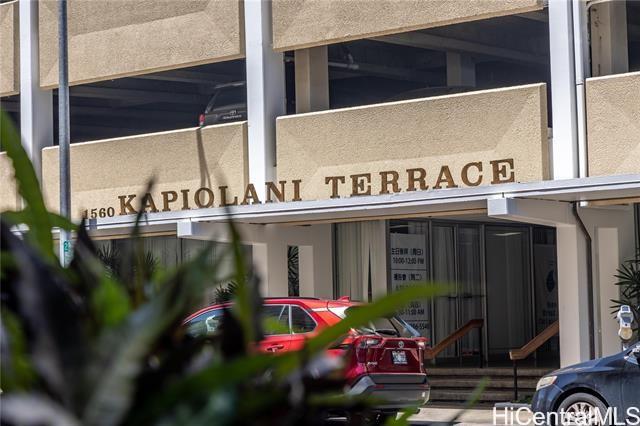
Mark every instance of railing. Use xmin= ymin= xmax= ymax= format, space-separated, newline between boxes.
xmin=425 ymin=319 xmax=484 ymax=367
xmin=509 ymin=320 xmax=560 ymax=401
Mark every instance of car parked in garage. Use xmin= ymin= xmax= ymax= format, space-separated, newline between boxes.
xmin=184 ymin=296 xmax=430 ymax=424
xmin=532 ymin=342 xmax=640 ymax=425
xmin=198 ymin=81 xmax=247 ymax=126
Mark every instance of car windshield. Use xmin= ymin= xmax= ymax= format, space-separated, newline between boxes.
xmin=342 ymin=306 xmax=420 ymax=338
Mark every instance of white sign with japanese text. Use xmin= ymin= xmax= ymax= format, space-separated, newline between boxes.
xmin=390 ymin=233 xmax=430 ymax=338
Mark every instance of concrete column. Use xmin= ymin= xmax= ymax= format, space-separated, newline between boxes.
xmin=589 ymin=0 xmax=629 ymax=77
xmin=446 ymin=52 xmax=476 ymax=87
xmin=299 ymin=243 xmax=333 ymax=298
xmin=548 ymin=0 xmax=579 ymax=180
xmin=252 ymin=236 xmax=289 ymax=296
xmin=595 ymin=228 xmax=622 ymax=355
xmin=298 ymin=245 xmax=315 ymax=296
xmin=556 ymin=224 xmax=592 ymax=365
xmin=19 ymin=0 xmax=53 ymax=182
xmin=251 ymin=243 xmax=271 ymax=296
xmin=297 ymin=225 xmax=333 ymax=298
xmin=244 ymin=0 xmax=286 ymax=200
xmin=294 ymin=46 xmax=329 ymax=113
xmin=582 ymin=206 xmax=636 ymax=357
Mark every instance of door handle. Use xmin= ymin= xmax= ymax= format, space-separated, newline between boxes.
xmin=267 ymin=344 xmax=285 ymax=352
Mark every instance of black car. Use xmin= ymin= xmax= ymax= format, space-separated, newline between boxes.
xmin=532 ymin=342 xmax=640 ymax=424
xmin=199 ymin=82 xmax=247 ymax=126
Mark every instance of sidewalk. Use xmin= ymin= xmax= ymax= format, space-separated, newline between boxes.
xmin=409 ymin=405 xmax=533 ymax=425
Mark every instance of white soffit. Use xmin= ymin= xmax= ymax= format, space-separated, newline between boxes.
xmin=90 ymin=174 xmax=640 ymax=229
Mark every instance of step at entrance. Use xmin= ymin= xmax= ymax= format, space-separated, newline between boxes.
xmin=426 ymin=367 xmax=553 ymax=405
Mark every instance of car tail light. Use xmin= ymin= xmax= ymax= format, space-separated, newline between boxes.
xmin=198 ymin=114 xmax=205 ymax=126
xmin=359 ymin=337 xmax=382 ymax=348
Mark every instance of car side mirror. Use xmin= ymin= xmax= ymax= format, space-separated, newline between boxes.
xmin=633 ymin=346 xmax=640 ymax=358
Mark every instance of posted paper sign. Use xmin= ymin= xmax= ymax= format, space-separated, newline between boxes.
xmin=390 ymin=233 xmax=430 ymax=337
xmin=390 ymin=233 xmax=427 ymax=270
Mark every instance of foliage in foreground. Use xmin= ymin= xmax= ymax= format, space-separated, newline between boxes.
xmin=611 ymin=250 xmax=640 ymax=334
xmin=0 ymin=112 xmax=448 ymax=425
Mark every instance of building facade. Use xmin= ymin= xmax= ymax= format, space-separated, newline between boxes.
xmin=1 ymin=0 xmax=639 ymax=370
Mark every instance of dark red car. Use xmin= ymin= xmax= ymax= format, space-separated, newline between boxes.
xmin=184 ymin=296 xmax=430 ymax=422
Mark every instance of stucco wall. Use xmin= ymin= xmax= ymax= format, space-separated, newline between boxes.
xmin=272 ymin=0 xmax=543 ymax=51
xmin=0 ymin=152 xmax=20 ymax=211
xmin=0 ymin=1 xmax=19 ymax=96
xmin=39 ymin=0 xmax=244 ymax=88
xmin=41 ymin=123 xmax=248 ymax=220
xmin=586 ymin=71 xmax=640 ymax=177
xmin=277 ymin=83 xmax=549 ymax=201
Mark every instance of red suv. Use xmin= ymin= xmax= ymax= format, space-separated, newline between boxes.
xmin=184 ymin=297 xmax=430 ymax=420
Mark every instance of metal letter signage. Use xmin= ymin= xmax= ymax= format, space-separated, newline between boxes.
xmin=81 ymin=158 xmax=516 ymax=218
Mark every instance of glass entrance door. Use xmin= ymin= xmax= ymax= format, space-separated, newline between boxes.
xmin=386 ymin=220 xmax=557 ymax=366
xmin=431 ymin=223 xmax=484 ymax=363
xmin=432 ymin=225 xmax=457 ymax=359
xmin=485 ymin=226 xmax=533 ymax=362
xmin=457 ymin=226 xmax=484 ymax=359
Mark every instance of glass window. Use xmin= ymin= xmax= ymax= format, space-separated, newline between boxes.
xmin=334 ymin=221 xmax=388 ymax=301
xmin=533 ymin=226 xmax=559 ymax=360
xmin=262 ymin=305 xmax=290 ymax=335
xmin=432 ymin=224 xmax=456 ymax=357
xmin=485 ymin=226 xmax=532 ymax=356
xmin=291 ymin=306 xmax=316 ymax=333
xmin=186 ymin=308 xmax=224 ymax=338
xmin=388 ymin=219 xmax=430 ymax=340
xmin=343 ymin=307 xmax=419 ymax=338
xmin=457 ymin=225 xmax=483 ymax=357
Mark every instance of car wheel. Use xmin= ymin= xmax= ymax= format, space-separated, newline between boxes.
xmin=557 ymin=392 xmax=608 ymax=426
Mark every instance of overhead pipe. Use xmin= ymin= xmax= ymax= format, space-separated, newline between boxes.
xmin=572 ymin=202 xmax=595 ymax=360
xmin=571 ymin=0 xmax=595 ymax=360
xmin=572 ymin=0 xmax=590 ymax=178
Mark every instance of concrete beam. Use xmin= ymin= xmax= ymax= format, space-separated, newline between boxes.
xmin=69 ymin=86 xmax=209 ymax=105
xmin=134 ymin=70 xmax=236 ymax=85
xmin=487 ymin=197 xmax=574 ymax=227
xmin=373 ymin=32 xmax=548 ymax=65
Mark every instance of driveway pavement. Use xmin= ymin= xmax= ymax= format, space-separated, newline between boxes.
xmin=409 ymin=405 xmax=533 ymax=426
xmin=326 ymin=405 xmax=534 ymax=425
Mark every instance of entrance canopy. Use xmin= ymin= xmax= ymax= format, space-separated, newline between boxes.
xmin=93 ymin=174 xmax=640 ymax=230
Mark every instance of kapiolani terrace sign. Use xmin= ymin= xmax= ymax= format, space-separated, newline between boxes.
xmin=81 ymin=159 xmax=515 ymax=218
